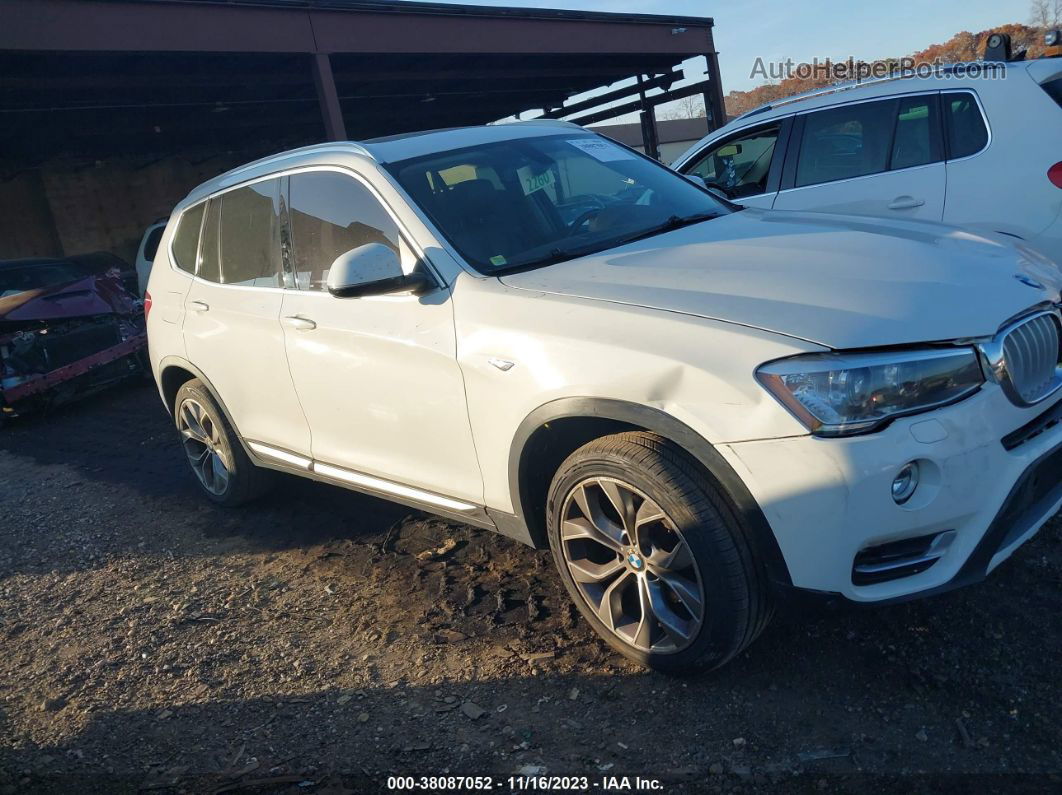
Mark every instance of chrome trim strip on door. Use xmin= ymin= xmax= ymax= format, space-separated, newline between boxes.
xmin=246 ymin=441 xmax=313 ymax=470
xmin=312 ymin=462 xmax=478 ymax=512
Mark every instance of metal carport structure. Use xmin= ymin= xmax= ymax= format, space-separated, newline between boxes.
xmin=0 ymin=0 xmax=725 ymax=260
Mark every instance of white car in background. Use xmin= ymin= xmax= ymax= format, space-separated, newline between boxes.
xmin=147 ymin=122 xmax=1062 ymax=673
xmin=672 ymin=58 xmax=1062 ymax=262
xmin=135 ymin=218 xmax=168 ymax=298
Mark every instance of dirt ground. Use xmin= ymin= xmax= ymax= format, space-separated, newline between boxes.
xmin=0 ymin=383 xmax=1060 ymax=794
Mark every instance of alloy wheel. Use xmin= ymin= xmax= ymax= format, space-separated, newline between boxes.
xmin=559 ymin=476 xmax=705 ymax=653
xmin=177 ymin=398 xmax=231 ymax=496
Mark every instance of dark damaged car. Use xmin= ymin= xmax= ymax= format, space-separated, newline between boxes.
xmin=0 ymin=254 xmax=147 ymax=422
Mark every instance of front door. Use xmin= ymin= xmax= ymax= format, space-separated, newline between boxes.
xmin=278 ymin=168 xmax=483 ymax=504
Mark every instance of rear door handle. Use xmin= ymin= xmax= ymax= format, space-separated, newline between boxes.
xmin=888 ymin=196 xmax=926 ymax=210
xmin=283 ymin=315 xmax=317 ymax=331
xmin=187 ymin=300 xmax=210 ymax=312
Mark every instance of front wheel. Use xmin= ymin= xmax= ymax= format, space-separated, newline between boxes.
xmin=546 ymin=432 xmax=772 ymax=673
xmin=174 ymin=378 xmax=272 ymax=506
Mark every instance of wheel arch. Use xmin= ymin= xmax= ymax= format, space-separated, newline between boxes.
xmin=158 ymin=357 xmax=244 ymax=434
xmin=508 ymin=397 xmax=792 ymax=587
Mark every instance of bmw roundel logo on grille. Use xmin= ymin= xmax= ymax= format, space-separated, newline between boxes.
xmin=1014 ymin=274 xmax=1046 ymax=290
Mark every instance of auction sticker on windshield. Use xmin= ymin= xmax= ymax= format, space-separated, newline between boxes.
xmin=566 ymin=138 xmax=637 ymax=162
xmin=517 ymin=164 xmax=556 ymax=196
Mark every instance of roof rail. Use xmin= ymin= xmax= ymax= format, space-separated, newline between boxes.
xmin=508 ymin=119 xmax=583 ymax=130
xmin=216 ymin=141 xmax=376 ymax=185
xmin=731 ymin=62 xmax=991 ymax=122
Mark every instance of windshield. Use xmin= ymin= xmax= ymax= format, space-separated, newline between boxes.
xmin=0 ymin=262 xmax=91 ymax=299
xmin=386 ymin=133 xmax=731 ymax=274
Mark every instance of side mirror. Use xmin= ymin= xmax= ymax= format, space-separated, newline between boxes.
xmin=326 ymin=243 xmax=434 ymax=298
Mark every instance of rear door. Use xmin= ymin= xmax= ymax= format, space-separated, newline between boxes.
xmin=773 ymin=94 xmax=946 ymax=221
xmin=182 ymin=178 xmax=311 ymax=456
xmin=678 ymin=119 xmax=790 ymax=209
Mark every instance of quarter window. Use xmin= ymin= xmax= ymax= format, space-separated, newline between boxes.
xmin=288 ymin=171 xmax=400 ymax=291
xmin=218 ymin=180 xmax=283 ymax=287
xmin=796 ymin=99 xmax=897 ymax=187
xmin=171 ymin=204 xmax=204 ymax=274
xmin=944 ymin=92 xmax=988 ymax=159
xmin=685 ymin=123 xmax=781 ymax=198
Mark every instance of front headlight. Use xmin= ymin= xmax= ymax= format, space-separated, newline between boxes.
xmin=756 ymin=348 xmax=984 ymax=436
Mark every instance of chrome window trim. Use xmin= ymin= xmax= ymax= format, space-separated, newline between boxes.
xmin=168 ymin=164 xmax=444 ymax=291
xmin=978 ymin=308 xmax=1062 ymax=408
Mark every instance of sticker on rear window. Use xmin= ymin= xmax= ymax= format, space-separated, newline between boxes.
xmin=517 ymin=165 xmax=556 ymax=196
xmin=566 ymin=138 xmax=637 ymax=162
xmin=490 ymin=255 xmax=507 ymax=266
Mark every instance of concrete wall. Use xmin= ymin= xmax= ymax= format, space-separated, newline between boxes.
xmin=0 ymin=152 xmax=253 ymax=264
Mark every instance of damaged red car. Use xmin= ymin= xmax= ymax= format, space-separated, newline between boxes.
xmin=0 ymin=254 xmax=147 ymax=422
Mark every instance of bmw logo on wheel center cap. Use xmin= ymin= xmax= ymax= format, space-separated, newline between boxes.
xmin=627 ymin=550 xmax=644 ymax=570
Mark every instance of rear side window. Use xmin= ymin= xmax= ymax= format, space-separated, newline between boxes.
xmin=796 ymin=99 xmax=897 ymax=187
xmin=288 ymin=171 xmax=399 ymax=291
xmin=943 ymin=92 xmax=988 ymax=159
xmin=219 ymin=180 xmax=283 ymax=287
xmin=171 ymin=204 xmax=204 ymax=274
xmin=1041 ymin=77 xmax=1062 ymax=109
xmin=198 ymin=199 xmax=221 ymax=283
xmin=890 ymin=95 xmax=942 ymax=170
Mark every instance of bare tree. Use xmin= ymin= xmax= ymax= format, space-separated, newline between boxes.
xmin=661 ymin=94 xmax=705 ymax=120
xmin=1030 ymin=0 xmax=1062 ymax=26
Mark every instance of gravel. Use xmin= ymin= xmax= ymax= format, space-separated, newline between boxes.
xmin=1 ymin=383 xmax=1060 ymax=793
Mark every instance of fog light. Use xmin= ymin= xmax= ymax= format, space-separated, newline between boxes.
xmin=892 ymin=462 xmax=920 ymax=504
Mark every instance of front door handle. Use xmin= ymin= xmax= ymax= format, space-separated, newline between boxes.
xmin=187 ymin=300 xmax=210 ymax=312
xmin=888 ymin=195 xmax=926 ymax=210
xmin=283 ymin=315 xmax=317 ymax=331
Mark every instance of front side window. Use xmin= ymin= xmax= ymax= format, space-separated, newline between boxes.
xmin=944 ymin=91 xmax=988 ymax=159
xmin=387 ymin=133 xmax=728 ymax=274
xmin=288 ymin=171 xmax=400 ymax=291
xmin=171 ymin=204 xmax=204 ymax=274
xmin=796 ymin=99 xmax=897 ymax=187
xmin=218 ymin=179 xmax=283 ymax=287
xmin=685 ymin=124 xmax=781 ymax=198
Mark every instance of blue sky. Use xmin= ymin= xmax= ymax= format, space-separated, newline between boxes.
xmin=407 ymin=0 xmax=1028 ymax=92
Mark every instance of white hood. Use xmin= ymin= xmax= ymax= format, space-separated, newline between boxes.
xmin=499 ymin=208 xmax=1062 ymax=349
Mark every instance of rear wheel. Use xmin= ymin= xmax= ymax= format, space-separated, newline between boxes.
xmin=546 ymin=431 xmax=772 ymax=673
xmin=174 ymin=379 xmax=272 ymax=506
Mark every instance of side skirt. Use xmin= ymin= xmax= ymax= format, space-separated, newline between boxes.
xmin=242 ymin=439 xmax=503 ymax=533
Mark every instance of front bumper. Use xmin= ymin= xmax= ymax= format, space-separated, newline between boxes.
xmin=720 ymin=383 xmax=1062 ymax=602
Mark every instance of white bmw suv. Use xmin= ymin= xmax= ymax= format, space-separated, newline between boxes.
xmin=147 ymin=121 xmax=1062 ymax=672
xmin=671 ymin=58 xmax=1062 ymax=263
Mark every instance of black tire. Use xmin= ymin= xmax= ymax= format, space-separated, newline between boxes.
xmin=173 ymin=378 xmax=273 ymax=506
xmin=546 ymin=431 xmax=773 ymax=673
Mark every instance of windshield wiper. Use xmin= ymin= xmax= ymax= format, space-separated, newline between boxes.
xmin=609 ymin=211 xmax=721 ymax=247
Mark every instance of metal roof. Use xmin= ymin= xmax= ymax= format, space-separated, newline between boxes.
xmin=125 ymin=0 xmax=714 ymax=27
